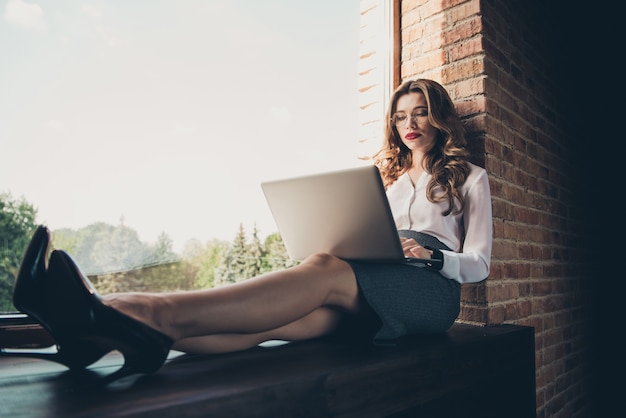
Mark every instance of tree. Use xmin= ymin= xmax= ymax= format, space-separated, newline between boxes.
xmin=92 ymin=222 xmax=148 ymax=273
xmin=51 ymin=227 xmax=79 ymax=255
xmin=52 ymin=222 xmax=166 ymax=293
xmin=247 ymin=223 xmax=264 ymax=277
xmin=214 ymin=223 xmax=250 ymax=286
xmin=195 ymin=239 xmax=229 ymax=289
xmin=55 ymin=222 xmax=116 ymax=274
xmin=263 ymin=232 xmax=299 ymax=272
xmin=151 ymin=232 xmax=177 ymax=264
xmin=1 ymin=207 xmax=296 ymax=308
xmin=0 ymin=193 xmax=38 ymax=312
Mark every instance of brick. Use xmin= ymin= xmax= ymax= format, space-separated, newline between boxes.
xmin=365 ymin=0 xmax=592 ymax=414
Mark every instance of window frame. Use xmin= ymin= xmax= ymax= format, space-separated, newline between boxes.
xmin=0 ymin=0 xmax=400 ymax=350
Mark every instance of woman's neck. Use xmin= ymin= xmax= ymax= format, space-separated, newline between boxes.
xmin=408 ymin=157 xmax=425 ymax=185
xmin=411 ymin=150 xmax=426 ymax=170
xmin=407 ymin=151 xmax=427 ymax=186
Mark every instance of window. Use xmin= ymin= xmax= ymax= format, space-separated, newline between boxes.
xmin=0 ymin=0 xmax=399 ymax=348
xmin=356 ymin=0 xmax=399 ymax=161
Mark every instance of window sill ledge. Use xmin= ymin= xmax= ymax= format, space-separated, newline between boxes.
xmin=0 ymin=324 xmax=536 ymax=417
xmin=0 ymin=314 xmax=56 ymax=349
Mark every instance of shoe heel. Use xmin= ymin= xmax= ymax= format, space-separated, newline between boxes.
xmin=46 ymin=250 xmax=174 ymax=381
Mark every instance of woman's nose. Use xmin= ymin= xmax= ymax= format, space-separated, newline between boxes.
xmin=403 ymin=116 xmax=416 ymax=128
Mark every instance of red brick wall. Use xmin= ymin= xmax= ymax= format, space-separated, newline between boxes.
xmin=373 ymin=0 xmax=592 ymax=416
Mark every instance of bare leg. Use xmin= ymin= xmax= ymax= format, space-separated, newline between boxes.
xmin=103 ymin=253 xmax=360 ymax=343
xmin=173 ymin=307 xmax=342 ymax=354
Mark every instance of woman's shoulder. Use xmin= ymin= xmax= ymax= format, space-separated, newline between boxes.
xmin=466 ymin=162 xmax=488 ymax=178
xmin=467 ymin=161 xmax=486 ymax=173
xmin=464 ymin=162 xmax=490 ymax=189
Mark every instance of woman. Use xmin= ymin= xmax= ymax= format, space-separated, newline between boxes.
xmin=6 ymin=79 xmax=492 ymax=381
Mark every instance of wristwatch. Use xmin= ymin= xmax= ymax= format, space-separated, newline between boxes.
xmin=424 ymin=246 xmax=444 ymax=271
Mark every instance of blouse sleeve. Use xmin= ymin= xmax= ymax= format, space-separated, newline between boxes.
xmin=439 ymin=168 xmax=492 ymax=284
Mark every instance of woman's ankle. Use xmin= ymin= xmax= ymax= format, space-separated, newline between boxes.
xmin=103 ymin=292 xmax=178 ymax=340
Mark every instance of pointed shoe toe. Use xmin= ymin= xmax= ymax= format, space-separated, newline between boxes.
xmin=12 ymin=225 xmax=51 ymax=320
xmin=3 ymin=226 xmax=110 ymax=370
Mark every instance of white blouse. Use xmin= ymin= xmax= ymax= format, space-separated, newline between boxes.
xmin=386 ymin=162 xmax=492 ymax=284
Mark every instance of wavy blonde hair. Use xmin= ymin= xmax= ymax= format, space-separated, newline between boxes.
xmin=373 ymin=79 xmax=470 ymax=216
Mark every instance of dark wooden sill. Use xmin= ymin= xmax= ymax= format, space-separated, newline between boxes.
xmin=0 ymin=323 xmax=536 ymax=418
xmin=0 ymin=314 xmax=56 ymax=349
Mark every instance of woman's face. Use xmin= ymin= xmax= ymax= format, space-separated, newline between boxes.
xmin=393 ymin=92 xmax=439 ymax=154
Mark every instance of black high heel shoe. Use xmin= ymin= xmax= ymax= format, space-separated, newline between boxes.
xmin=45 ymin=249 xmax=174 ymax=382
xmin=12 ymin=225 xmax=50 ymax=317
xmin=2 ymin=226 xmax=109 ymax=370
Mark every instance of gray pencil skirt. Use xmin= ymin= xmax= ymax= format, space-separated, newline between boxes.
xmin=343 ymin=230 xmax=461 ymax=345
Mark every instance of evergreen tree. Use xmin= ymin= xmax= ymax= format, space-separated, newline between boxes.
xmin=229 ymin=223 xmax=250 ymax=283
xmin=247 ymin=223 xmax=264 ymax=277
xmin=214 ymin=223 xmax=251 ymax=286
xmin=151 ymin=232 xmax=177 ymax=264
xmin=263 ymin=232 xmax=299 ymax=271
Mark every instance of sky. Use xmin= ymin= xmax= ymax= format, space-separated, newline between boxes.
xmin=0 ymin=0 xmax=365 ymax=252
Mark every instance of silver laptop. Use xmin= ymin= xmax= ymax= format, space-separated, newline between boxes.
xmin=261 ymin=165 xmax=441 ymax=267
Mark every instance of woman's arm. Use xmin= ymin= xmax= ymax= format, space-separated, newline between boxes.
xmin=439 ymin=169 xmax=492 ymax=283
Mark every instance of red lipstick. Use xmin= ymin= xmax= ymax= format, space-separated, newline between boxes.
xmin=405 ymin=132 xmax=418 ymax=140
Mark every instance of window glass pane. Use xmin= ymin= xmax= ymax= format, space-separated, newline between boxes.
xmin=1 ymin=0 xmax=361 ymax=313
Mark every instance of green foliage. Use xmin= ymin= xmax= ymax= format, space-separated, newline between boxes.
xmin=51 ymin=227 xmax=79 ymax=254
xmin=263 ymin=232 xmax=300 ymax=271
xmin=0 ymin=193 xmax=297 ymax=312
xmin=152 ymin=232 xmax=177 ymax=262
xmin=248 ymin=224 xmax=265 ymax=277
xmin=212 ymin=223 xmax=296 ymax=287
xmin=214 ymin=223 xmax=252 ymax=286
xmin=91 ymin=261 xmax=192 ymax=294
xmin=0 ymin=193 xmax=38 ymax=312
xmin=92 ymin=224 xmax=148 ymax=273
xmin=194 ymin=239 xmax=229 ymax=289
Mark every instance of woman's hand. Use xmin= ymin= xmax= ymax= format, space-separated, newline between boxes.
xmin=400 ymin=237 xmax=432 ymax=259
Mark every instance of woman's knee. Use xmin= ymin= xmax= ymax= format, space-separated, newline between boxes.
xmin=300 ymin=253 xmax=355 ymax=282
xmin=300 ymin=253 xmax=360 ymax=311
xmin=301 ymin=252 xmax=343 ymax=268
